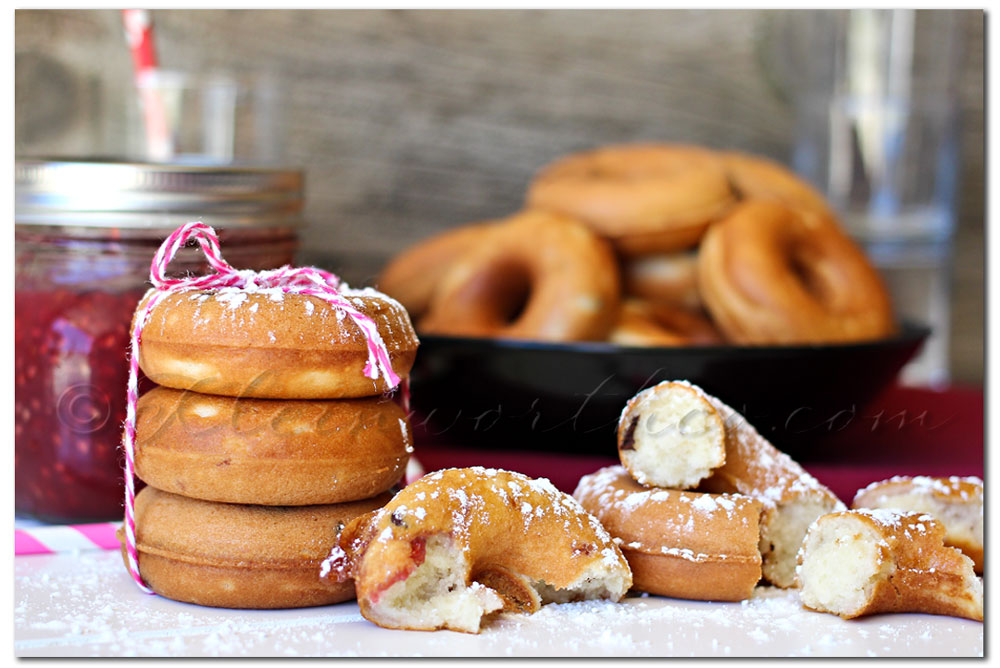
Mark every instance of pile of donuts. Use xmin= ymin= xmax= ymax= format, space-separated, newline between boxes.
xmin=573 ymin=380 xmax=983 ymax=621
xmin=116 ymin=284 xmax=420 ymax=609
xmin=379 ymin=144 xmax=897 ymax=346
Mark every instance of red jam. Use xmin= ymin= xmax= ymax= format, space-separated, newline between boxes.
xmin=15 ymin=287 xmax=148 ymax=522
xmin=14 ymin=228 xmax=297 ymax=522
xmin=410 ymin=536 xmax=427 ymax=567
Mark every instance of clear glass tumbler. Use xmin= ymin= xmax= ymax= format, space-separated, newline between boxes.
xmin=128 ymin=69 xmax=282 ymax=164
xmin=785 ymin=9 xmax=966 ymax=386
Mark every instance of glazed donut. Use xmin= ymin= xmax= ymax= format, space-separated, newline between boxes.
xmin=378 ymin=223 xmax=494 ymax=318
xmin=697 ymin=200 xmax=896 ymax=344
xmin=135 ymin=386 xmax=411 ymax=506
xmin=853 ymin=476 xmax=984 ymax=574
xmin=419 ymin=211 xmax=621 ymax=342
xmin=622 ymin=251 xmax=702 ymax=310
xmin=574 ymin=466 xmax=762 ymax=602
xmin=136 ymin=288 xmax=419 ymax=399
xmin=697 ymin=392 xmax=844 ymax=588
xmin=526 ymin=144 xmax=736 ymax=256
xmin=797 ymin=508 xmax=983 ymax=622
xmin=721 ymin=151 xmax=835 ymax=219
xmin=616 ymin=380 xmax=727 ymax=489
xmin=117 ymin=486 xmax=391 ymax=609
xmin=608 ymin=299 xmax=724 ymax=347
xmin=324 ymin=467 xmax=632 ymax=633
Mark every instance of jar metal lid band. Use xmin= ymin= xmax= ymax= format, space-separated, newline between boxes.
xmin=15 ymin=159 xmax=304 ymax=229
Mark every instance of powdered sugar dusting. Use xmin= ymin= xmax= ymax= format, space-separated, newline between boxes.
xmin=690 ymin=494 xmax=725 ymax=513
xmin=855 ymin=476 xmax=983 ymax=504
xmin=15 ymin=552 xmax=982 ymax=656
xmin=346 ymin=467 xmax=630 ymax=612
xmin=319 ymin=545 xmax=347 ymax=579
xmin=576 ymin=466 xmax=754 ymax=521
xmin=574 ymin=466 xmax=761 ymax=563
xmin=153 ymin=282 xmax=417 ymax=356
xmin=848 ymin=507 xmax=942 ymax=540
xmin=701 ymin=393 xmax=843 ymax=511
xmin=214 ymin=289 xmax=250 ymax=310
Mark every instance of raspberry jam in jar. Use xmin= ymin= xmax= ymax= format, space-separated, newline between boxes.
xmin=15 ymin=160 xmax=303 ymax=522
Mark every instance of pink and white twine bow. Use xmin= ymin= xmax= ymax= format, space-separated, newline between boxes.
xmin=121 ymin=221 xmax=405 ymax=593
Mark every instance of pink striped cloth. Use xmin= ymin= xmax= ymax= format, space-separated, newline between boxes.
xmin=15 ymin=522 xmax=121 ymax=556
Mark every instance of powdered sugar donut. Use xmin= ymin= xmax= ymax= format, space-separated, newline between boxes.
xmin=136 ymin=287 xmax=419 ymax=399
xmin=697 ymin=393 xmax=845 ymax=588
xmin=616 ymin=380 xmax=727 ymax=489
xmin=852 ymin=476 xmax=983 ymax=574
xmin=575 ymin=466 xmax=762 ymax=601
xmin=798 ymin=508 xmax=982 ymax=621
xmin=324 ymin=467 xmax=632 ymax=633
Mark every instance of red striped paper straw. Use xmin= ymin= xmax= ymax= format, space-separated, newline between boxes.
xmin=15 ymin=522 xmax=121 ymax=556
xmin=122 ymin=9 xmax=172 ymax=161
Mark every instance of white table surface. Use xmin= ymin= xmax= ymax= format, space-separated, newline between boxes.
xmin=14 ymin=549 xmax=983 ymax=658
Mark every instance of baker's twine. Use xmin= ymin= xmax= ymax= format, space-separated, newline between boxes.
xmin=122 ymin=221 xmax=405 ymax=593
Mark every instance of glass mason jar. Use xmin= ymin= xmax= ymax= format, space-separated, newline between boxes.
xmin=15 ymin=159 xmax=304 ymax=522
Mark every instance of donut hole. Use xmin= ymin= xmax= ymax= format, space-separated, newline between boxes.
xmin=493 ymin=262 xmax=534 ymax=325
xmin=786 ymin=242 xmax=834 ymax=305
xmin=458 ymin=259 xmax=535 ymax=327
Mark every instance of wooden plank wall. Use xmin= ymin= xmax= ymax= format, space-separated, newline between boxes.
xmin=14 ymin=9 xmax=984 ymax=383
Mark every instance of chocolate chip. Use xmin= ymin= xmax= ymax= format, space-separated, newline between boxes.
xmin=620 ymin=415 xmax=639 ymax=451
xmin=390 ymin=510 xmax=407 ymax=527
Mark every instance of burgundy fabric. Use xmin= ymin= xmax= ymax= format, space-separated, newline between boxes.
xmin=412 ymin=384 xmax=984 ymax=504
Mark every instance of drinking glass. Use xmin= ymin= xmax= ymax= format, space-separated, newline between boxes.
xmin=127 ymin=69 xmax=282 ymax=164
xmin=781 ymin=10 xmax=966 ymax=386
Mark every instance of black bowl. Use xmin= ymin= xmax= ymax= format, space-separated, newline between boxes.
xmin=408 ymin=323 xmax=929 ymax=456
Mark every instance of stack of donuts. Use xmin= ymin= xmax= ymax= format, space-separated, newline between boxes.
xmin=379 ymin=143 xmax=896 ymax=346
xmin=117 ymin=283 xmax=420 ymax=609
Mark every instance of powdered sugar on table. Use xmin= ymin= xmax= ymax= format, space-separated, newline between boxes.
xmin=16 ymin=550 xmax=982 ymax=657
